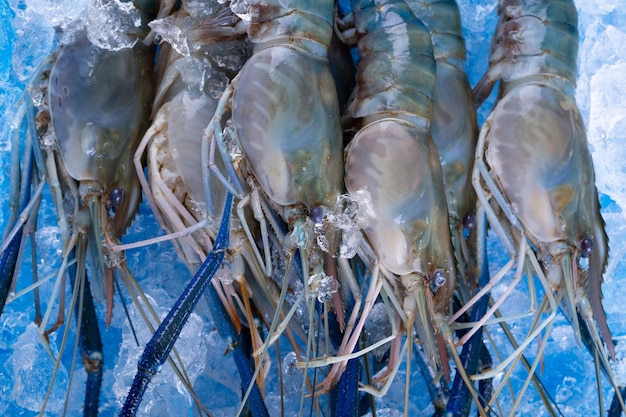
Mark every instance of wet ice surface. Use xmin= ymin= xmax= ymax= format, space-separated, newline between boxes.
xmin=1 ymin=0 xmax=626 ymax=416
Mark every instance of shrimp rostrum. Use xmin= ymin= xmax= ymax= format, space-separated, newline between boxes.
xmin=0 ymin=6 xmax=155 ymax=414
xmin=470 ymin=0 xmax=623 ymax=412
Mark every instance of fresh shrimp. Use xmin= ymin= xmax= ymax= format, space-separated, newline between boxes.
xmin=0 ymin=10 xmax=155 ymax=413
xmin=466 ymin=0 xmax=624 ymax=413
xmin=317 ymin=0 xmax=459 ymax=411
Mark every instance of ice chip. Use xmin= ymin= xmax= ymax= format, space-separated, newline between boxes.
xmin=174 ymin=55 xmax=210 ymax=91
xmin=577 ymin=0 xmax=618 ymax=15
xmin=335 ymin=194 xmax=359 ymax=219
xmin=608 ymin=337 xmax=626 ymax=387
xmin=230 ymin=0 xmax=251 ymax=24
xmin=326 ymin=212 xmax=362 ymax=259
xmin=289 ymin=219 xmax=313 ymax=249
xmin=339 ymin=226 xmax=362 ymax=258
xmin=315 ymin=194 xmax=364 ymax=258
xmin=183 ymin=0 xmax=216 ymax=19
xmin=315 ymin=222 xmax=330 ymax=253
xmin=363 ymin=303 xmax=393 ymax=360
xmin=212 ymin=41 xmax=250 ymax=73
xmin=307 ymin=273 xmax=338 ymax=303
xmin=281 ymin=351 xmax=303 ymax=394
xmin=352 ymin=189 xmax=376 ymax=228
xmin=556 ymin=376 xmax=580 ymax=403
xmin=206 ymin=70 xmax=229 ymax=99
xmin=150 ymin=15 xmax=190 ymax=56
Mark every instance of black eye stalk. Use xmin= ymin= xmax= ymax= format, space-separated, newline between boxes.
xmin=309 ymin=205 xmax=325 ymax=224
xmin=462 ymin=211 xmax=476 ymax=230
xmin=429 ymin=269 xmax=446 ymax=293
xmin=580 ymin=237 xmax=594 ymax=258
xmin=108 ymin=187 xmax=125 ymax=213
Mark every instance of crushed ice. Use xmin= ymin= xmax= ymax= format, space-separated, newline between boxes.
xmin=85 ymin=0 xmax=143 ymax=50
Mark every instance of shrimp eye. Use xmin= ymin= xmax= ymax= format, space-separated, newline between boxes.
xmin=580 ymin=237 xmax=594 ymax=258
xmin=462 ymin=211 xmax=476 ymax=230
xmin=109 ymin=187 xmax=124 ymax=209
xmin=430 ymin=269 xmax=446 ymax=292
xmin=309 ymin=206 xmax=325 ymax=224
